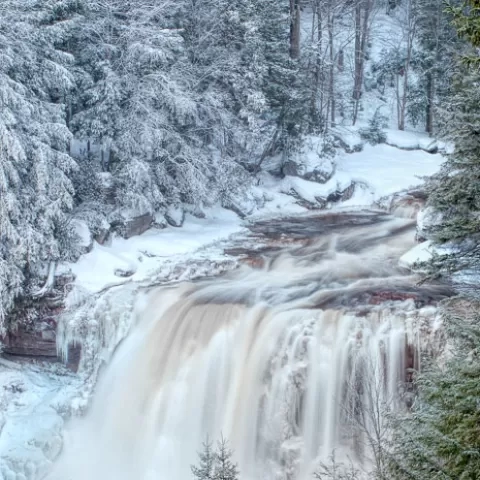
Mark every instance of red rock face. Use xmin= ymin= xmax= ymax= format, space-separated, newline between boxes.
xmin=2 ymin=307 xmax=81 ymax=372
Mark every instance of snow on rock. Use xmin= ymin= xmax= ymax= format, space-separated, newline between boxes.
xmin=165 ymin=206 xmax=185 ymax=227
xmin=417 ymin=206 xmax=444 ymax=241
xmin=399 ymin=240 xmax=435 ymax=269
xmin=280 ymin=174 xmax=354 ymax=207
xmin=337 ymin=144 xmax=443 ymax=205
xmin=386 ymin=129 xmax=438 ymax=153
xmin=112 ymin=212 xmax=154 ymax=239
xmin=71 ymin=220 xmax=93 ymax=253
xmin=282 ymin=135 xmax=336 ymax=183
xmin=60 ymin=207 xmax=243 ymax=298
xmin=332 ymin=127 xmax=364 ymax=153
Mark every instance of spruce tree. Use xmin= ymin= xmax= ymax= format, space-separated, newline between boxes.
xmin=191 ymin=437 xmax=216 ymax=480
xmin=387 ymin=301 xmax=480 ymax=480
xmin=213 ymin=436 xmax=239 ymax=480
xmin=191 ymin=436 xmax=239 ymax=480
xmin=424 ymin=0 xmax=480 ymax=280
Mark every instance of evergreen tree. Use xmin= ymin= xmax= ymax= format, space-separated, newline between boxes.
xmin=191 ymin=436 xmax=239 ymax=480
xmin=0 ymin=0 xmax=81 ymax=329
xmin=387 ymin=300 xmax=480 ymax=480
xmin=191 ymin=437 xmax=216 ymax=480
xmin=213 ymin=436 xmax=239 ymax=480
xmin=424 ymin=3 xmax=480 ymax=281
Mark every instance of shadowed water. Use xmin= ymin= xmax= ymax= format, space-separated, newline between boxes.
xmin=48 ymin=214 xmax=451 ymax=480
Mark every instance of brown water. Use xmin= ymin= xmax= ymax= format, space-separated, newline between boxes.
xmin=48 ymin=212 xmax=450 ymax=480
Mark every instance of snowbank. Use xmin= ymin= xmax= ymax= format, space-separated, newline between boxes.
xmin=338 ymin=143 xmax=443 ymax=204
xmin=60 ymin=207 xmax=243 ymax=297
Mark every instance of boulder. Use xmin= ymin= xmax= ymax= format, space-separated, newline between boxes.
xmin=281 ymin=136 xmax=336 ymax=184
xmin=153 ymin=212 xmax=168 ymax=229
xmin=165 ymin=206 xmax=185 ymax=227
xmin=114 ymin=268 xmax=135 ymax=278
xmin=94 ymin=219 xmax=111 ymax=245
xmin=112 ymin=213 xmax=154 ymax=239
xmin=416 ymin=206 xmax=443 ymax=242
xmin=223 ymin=193 xmax=256 ymax=218
xmin=72 ymin=219 xmax=93 ymax=254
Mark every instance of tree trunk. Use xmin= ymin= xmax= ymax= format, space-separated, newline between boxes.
xmin=289 ymin=0 xmax=301 ymax=59
xmin=352 ymin=0 xmax=372 ymax=125
xmin=398 ymin=0 xmax=415 ymax=131
xmin=425 ymin=72 xmax=434 ymax=134
xmin=328 ymin=3 xmax=335 ymax=127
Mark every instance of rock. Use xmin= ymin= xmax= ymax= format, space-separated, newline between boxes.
xmin=153 ymin=212 xmax=168 ymax=229
xmin=112 ymin=213 xmax=154 ymax=239
xmin=416 ymin=206 xmax=443 ymax=242
xmin=325 ymin=182 xmax=356 ymax=204
xmin=282 ymin=157 xmax=335 ymax=184
xmin=114 ymin=268 xmax=135 ymax=278
xmin=333 ymin=133 xmax=364 ymax=153
xmin=389 ymin=190 xmax=427 ymax=219
xmin=281 ymin=136 xmax=336 ymax=183
xmin=192 ymin=205 xmax=206 ymax=219
xmin=94 ymin=219 xmax=111 ymax=245
xmin=72 ymin=219 xmax=93 ymax=254
xmin=261 ymin=154 xmax=284 ymax=176
xmin=165 ymin=206 xmax=185 ymax=227
xmin=223 ymin=194 xmax=256 ymax=218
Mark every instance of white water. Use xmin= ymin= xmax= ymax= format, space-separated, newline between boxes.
xmin=48 ymin=217 xmax=448 ymax=480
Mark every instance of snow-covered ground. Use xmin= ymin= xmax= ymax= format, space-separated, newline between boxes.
xmin=0 ymin=137 xmax=445 ymax=480
xmin=62 ymin=207 xmax=243 ymax=296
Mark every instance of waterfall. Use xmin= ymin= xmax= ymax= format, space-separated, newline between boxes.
xmin=48 ymin=216 xmax=449 ymax=480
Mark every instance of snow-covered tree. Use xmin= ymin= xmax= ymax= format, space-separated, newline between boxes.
xmin=0 ymin=0 xmax=80 ymax=329
xmin=387 ymin=300 xmax=480 ymax=480
xmin=191 ymin=436 xmax=239 ymax=480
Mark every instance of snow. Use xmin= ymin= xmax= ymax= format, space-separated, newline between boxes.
xmin=71 ymin=220 xmax=91 ymax=249
xmin=0 ymin=360 xmax=80 ymax=480
xmin=337 ymin=143 xmax=443 ymax=202
xmin=385 ymin=129 xmax=438 ymax=152
xmin=399 ymin=240 xmax=435 ymax=269
xmin=279 ymin=173 xmax=352 ymax=204
xmin=60 ymin=207 xmax=243 ymax=297
xmin=253 ymin=140 xmax=444 ymax=213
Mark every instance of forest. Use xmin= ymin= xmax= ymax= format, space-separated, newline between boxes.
xmin=1 ymin=0 xmax=480 ymax=478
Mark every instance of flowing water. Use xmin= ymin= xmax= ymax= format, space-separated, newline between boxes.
xmin=48 ymin=213 xmax=451 ymax=480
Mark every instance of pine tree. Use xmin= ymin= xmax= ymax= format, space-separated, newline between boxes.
xmin=191 ymin=436 xmax=239 ymax=480
xmin=213 ymin=436 xmax=239 ymax=480
xmin=191 ymin=437 xmax=216 ymax=480
xmin=423 ymin=0 xmax=480 ymax=281
xmin=0 ymin=0 xmax=81 ymax=329
xmin=387 ymin=300 xmax=480 ymax=480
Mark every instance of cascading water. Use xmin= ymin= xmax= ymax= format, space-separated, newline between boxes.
xmin=48 ymin=215 xmax=450 ymax=480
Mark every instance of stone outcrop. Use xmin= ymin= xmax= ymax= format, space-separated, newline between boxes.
xmin=112 ymin=213 xmax=154 ymax=239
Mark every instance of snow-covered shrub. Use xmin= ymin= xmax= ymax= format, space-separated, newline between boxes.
xmin=359 ymin=110 xmax=388 ymax=145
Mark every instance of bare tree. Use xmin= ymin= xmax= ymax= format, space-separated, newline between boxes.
xmin=290 ymin=0 xmax=301 ymax=59
xmin=352 ymin=0 xmax=374 ymax=125
xmin=392 ymin=0 xmax=418 ymax=131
